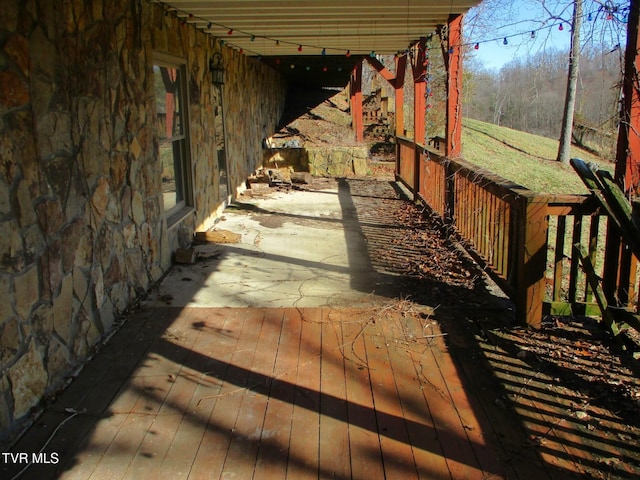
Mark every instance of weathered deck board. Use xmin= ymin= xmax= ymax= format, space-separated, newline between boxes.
xmin=318 ymin=316 xmax=350 ymax=479
xmin=449 ymin=339 xmax=549 ymax=480
xmin=380 ymin=315 xmax=452 ymax=480
xmin=187 ymin=308 xmax=258 ymax=480
xmin=342 ymin=316 xmax=386 ymax=480
xmin=363 ymin=316 xmax=420 ymax=479
xmin=4 ymin=306 xmax=560 ymax=480
xmin=123 ymin=308 xmax=232 ymax=480
xmin=285 ymin=308 xmax=322 ymax=479
xmin=37 ymin=308 xmax=188 ymax=480
xmin=220 ymin=309 xmax=284 ymax=478
xmin=252 ymin=308 xmax=302 ymax=477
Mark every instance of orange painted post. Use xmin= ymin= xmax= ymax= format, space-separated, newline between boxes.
xmin=395 ymin=55 xmax=407 ymax=138
xmin=350 ymin=61 xmax=364 ymax=143
xmin=412 ymin=38 xmax=427 ymax=146
xmin=446 ymin=14 xmax=463 ymax=158
xmin=604 ymin=0 xmax=640 ymax=301
xmin=410 ymin=39 xmax=427 ymax=200
xmin=515 ymin=193 xmax=549 ymax=328
xmin=395 ymin=56 xmax=407 ymax=176
xmin=615 ymin=0 xmax=640 ymax=195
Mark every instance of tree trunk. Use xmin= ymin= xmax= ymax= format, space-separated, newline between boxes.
xmin=557 ymin=0 xmax=583 ymax=164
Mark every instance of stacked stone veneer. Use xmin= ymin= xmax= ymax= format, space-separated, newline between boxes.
xmin=264 ymin=147 xmax=369 ymax=177
xmin=0 ymin=0 xmax=285 ymax=439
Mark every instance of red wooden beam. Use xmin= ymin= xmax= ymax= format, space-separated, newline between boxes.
xmin=364 ymin=56 xmax=396 ymax=86
xmin=412 ymin=38 xmax=427 ymax=145
xmin=395 ymin=55 xmax=407 ymax=137
xmin=350 ymin=61 xmax=364 ymax=142
xmin=604 ymin=0 xmax=640 ymax=302
xmin=615 ymin=0 xmax=640 ymax=196
xmin=445 ymin=14 xmax=463 ymax=158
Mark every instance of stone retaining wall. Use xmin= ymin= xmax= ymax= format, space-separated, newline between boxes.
xmin=263 ymin=147 xmax=369 ymax=177
xmin=0 ymin=0 xmax=285 ymax=440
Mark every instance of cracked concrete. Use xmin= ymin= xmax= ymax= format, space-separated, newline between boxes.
xmin=150 ymin=179 xmax=394 ymax=309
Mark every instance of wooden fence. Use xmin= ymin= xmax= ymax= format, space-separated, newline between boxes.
xmin=396 ymin=137 xmax=639 ymax=327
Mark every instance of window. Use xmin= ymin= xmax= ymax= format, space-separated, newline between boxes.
xmin=153 ymin=57 xmax=192 ymax=222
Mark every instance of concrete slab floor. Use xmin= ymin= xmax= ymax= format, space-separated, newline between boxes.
xmin=150 ymin=178 xmax=401 ymax=309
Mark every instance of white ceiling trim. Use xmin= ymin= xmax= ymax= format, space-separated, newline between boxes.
xmin=155 ymin=0 xmax=481 ymax=57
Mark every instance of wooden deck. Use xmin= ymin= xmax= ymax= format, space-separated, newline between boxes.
xmin=3 ymin=305 xmax=564 ymax=480
xmin=5 ymin=179 xmax=633 ymax=479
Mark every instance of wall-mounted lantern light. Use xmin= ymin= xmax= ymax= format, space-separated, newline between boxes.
xmin=210 ymin=52 xmax=225 ymax=85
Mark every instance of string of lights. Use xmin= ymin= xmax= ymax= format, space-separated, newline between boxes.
xmin=462 ymin=2 xmax=629 ymax=52
xmin=155 ymin=0 xmax=628 ymax=67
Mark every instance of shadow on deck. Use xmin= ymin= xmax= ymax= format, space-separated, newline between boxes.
xmin=2 ymin=178 xmax=638 ymax=479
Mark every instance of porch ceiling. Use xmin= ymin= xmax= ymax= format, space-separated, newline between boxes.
xmin=157 ymin=0 xmax=481 ymax=86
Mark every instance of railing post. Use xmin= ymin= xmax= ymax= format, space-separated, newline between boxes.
xmin=515 ymin=192 xmax=549 ymax=328
xmin=413 ymin=143 xmax=420 ymax=202
xmin=444 ymin=159 xmax=455 ymax=223
xmin=395 ymin=138 xmax=400 ymax=178
xmin=350 ymin=61 xmax=363 ymax=143
xmin=394 ymin=56 xmax=406 ymax=138
xmin=445 ymin=14 xmax=463 ymax=158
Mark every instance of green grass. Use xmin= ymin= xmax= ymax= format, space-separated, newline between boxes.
xmin=461 ymin=118 xmax=613 ymax=194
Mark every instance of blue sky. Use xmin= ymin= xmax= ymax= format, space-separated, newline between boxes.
xmin=464 ymin=0 xmax=628 ymax=70
xmin=470 ymin=29 xmax=571 ymax=70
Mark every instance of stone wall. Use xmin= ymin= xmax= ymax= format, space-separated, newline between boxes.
xmin=0 ymin=0 xmax=286 ymax=440
xmin=263 ymin=147 xmax=369 ymax=177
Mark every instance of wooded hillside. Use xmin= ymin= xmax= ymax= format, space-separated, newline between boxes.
xmin=464 ymin=46 xmax=622 ymax=159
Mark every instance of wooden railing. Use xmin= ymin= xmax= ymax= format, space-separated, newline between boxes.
xmin=396 ymin=137 xmax=639 ymax=327
xmin=546 ymin=196 xmax=603 ymax=315
xmin=546 ymin=197 xmax=639 ymax=315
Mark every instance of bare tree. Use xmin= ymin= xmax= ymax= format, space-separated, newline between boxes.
xmin=557 ymin=0 xmax=583 ymax=163
xmin=464 ymin=0 xmax=626 ymax=159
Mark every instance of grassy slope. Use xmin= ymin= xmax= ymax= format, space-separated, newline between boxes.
xmin=461 ymin=118 xmax=612 ymax=194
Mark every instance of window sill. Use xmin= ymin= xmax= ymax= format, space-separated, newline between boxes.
xmin=166 ymin=205 xmax=194 ymax=229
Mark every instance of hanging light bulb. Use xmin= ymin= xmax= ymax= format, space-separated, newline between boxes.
xmin=207 ymin=22 xmax=212 ymax=29
xmin=250 ymin=35 xmax=255 ymax=42
xmin=227 ymin=28 xmax=233 ymax=35
xmin=558 ymin=23 xmax=564 ymax=31
xmin=503 ymin=37 xmax=508 ymax=45
xmin=345 ymin=50 xmax=351 ymax=57
xmin=369 ymin=50 xmax=376 ymax=58
xmin=588 ymin=12 xmax=593 ymax=21
xmin=322 ymin=48 xmax=327 ymax=56
xmin=298 ymin=45 xmax=303 ymax=52
xmin=531 ymin=30 xmax=536 ymax=38
xmin=474 ymin=43 xmax=479 ymax=50
xmin=276 ymin=40 xmax=280 ymax=46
